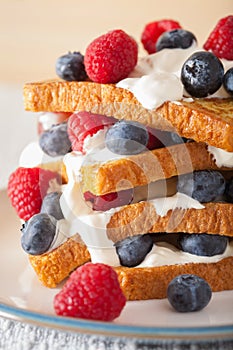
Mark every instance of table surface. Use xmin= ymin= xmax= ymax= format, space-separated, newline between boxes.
xmin=1 ymin=317 xmax=233 ymax=350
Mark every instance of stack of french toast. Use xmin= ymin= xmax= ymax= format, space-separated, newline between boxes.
xmin=10 ymin=17 xmax=233 ymax=300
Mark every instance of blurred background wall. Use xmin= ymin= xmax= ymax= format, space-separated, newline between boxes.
xmin=0 ymin=0 xmax=232 ymax=188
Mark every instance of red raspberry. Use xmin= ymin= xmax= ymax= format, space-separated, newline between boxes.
xmin=203 ymin=16 xmax=233 ymax=60
xmin=54 ymin=263 xmax=126 ymax=321
xmin=84 ymin=188 xmax=133 ymax=211
xmin=84 ymin=29 xmax=138 ymax=83
xmin=68 ymin=111 xmax=116 ymax=153
xmin=7 ymin=167 xmax=60 ymax=221
xmin=141 ymin=19 xmax=182 ymax=54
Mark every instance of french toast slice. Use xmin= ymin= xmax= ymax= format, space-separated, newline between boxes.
xmin=157 ymin=98 xmax=233 ymax=152
xmin=115 ymin=257 xmax=233 ymax=300
xmin=106 ymin=202 xmax=233 ymax=243
xmin=80 ymin=142 xmax=232 ymax=196
xmin=23 ymin=80 xmax=233 ymax=151
xmin=29 ymin=235 xmax=90 ymax=288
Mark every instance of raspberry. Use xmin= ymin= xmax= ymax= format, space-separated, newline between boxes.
xmin=68 ymin=111 xmax=116 ymax=153
xmin=141 ymin=19 xmax=182 ymax=54
xmin=84 ymin=29 xmax=138 ymax=83
xmin=54 ymin=263 xmax=126 ymax=321
xmin=84 ymin=188 xmax=133 ymax=211
xmin=203 ymin=15 xmax=233 ymax=60
xmin=7 ymin=167 xmax=60 ymax=221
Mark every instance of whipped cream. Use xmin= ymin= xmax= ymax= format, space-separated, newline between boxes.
xmin=82 ymin=128 xmax=107 ymax=154
xmin=208 ymin=145 xmax=233 ymax=168
xmin=19 ymin=142 xmax=63 ymax=167
xmin=137 ymin=240 xmax=233 ymax=268
xmin=150 ymin=192 xmax=204 ymax=217
xmin=38 ymin=112 xmax=69 ymax=131
xmin=117 ymin=46 xmax=233 ymax=110
xmin=49 ymin=219 xmax=72 ymax=251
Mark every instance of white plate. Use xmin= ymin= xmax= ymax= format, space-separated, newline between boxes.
xmin=1 ymin=190 xmax=233 ymax=343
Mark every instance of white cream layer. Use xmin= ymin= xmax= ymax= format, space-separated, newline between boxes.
xmin=19 ymin=142 xmax=63 ymax=167
xmin=117 ymin=46 xmax=233 ymax=110
xmin=137 ymin=240 xmax=233 ymax=268
xmin=208 ymin=145 xmax=233 ymax=168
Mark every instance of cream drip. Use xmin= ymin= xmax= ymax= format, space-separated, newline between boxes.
xmin=117 ymin=46 xmax=233 ymax=110
xmin=208 ymin=145 xmax=233 ymax=168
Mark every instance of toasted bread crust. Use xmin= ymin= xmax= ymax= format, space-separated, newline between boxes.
xmin=29 ymin=235 xmax=91 ymax=288
xmin=23 ymin=80 xmax=172 ymax=131
xmin=23 ymin=80 xmax=233 ymax=151
xmin=115 ymin=257 xmax=233 ymax=300
xmin=157 ymin=99 xmax=233 ymax=152
xmin=107 ymin=202 xmax=233 ymax=242
xmin=81 ymin=142 xmax=232 ymax=196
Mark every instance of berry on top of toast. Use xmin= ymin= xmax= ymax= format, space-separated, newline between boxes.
xmin=84 ymin=29 xmax=138 ymax=84
xmin=141 ymin=19 xmax=182 ymax=54
xmin=204 ymin=15 xmax=233 ymax=60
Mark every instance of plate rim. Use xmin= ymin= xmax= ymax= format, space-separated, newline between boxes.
xmin=1 ymin=301 xmax=233 ymax=340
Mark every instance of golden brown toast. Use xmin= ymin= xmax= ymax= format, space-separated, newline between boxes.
xmin=81 ymin=142 xmax=232 ymax=196
xmin=23 ymin=80 xmax=233 ymax=151
xmin=107 ymin=202 xmax=233 ymax=243
xmin=29 ymin=235 xmax=90 ymax=288
xmin=116 ymin=257 xmax=233 ymax=300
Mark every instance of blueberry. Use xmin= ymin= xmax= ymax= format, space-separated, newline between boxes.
xmin=105 ymin=120 xmax=149 ymax=155
xmin=56 ymin=51 xmax=87 ymax=81
xmin=225 ymin=177 xmax=233 ymax=203
xmin=181 ymin=51 xmax=224 ymax=98
xmin=178 ymin=233 xmax=228 ymax=256
xmin=156 ymin=29 xmax=196 ymax=52
xmin=21 ymin=213 xmax=57 ymax=255
xmin=167 ymin=274 xmax=212 ymax=312
xmin=177 ymin=170 xmax=226 ymax=203
xmin=115 ymin=234 xmax=153 ymax=267
xmin=170 ymin=132 xmax=193 ymax=145
xmin=40 ymin=192 xmax=64 ymax=220
xmin=223 ymin=67 xmax=233 ymax=96
xmin=39 ymin=122 xmax=71 ymax=157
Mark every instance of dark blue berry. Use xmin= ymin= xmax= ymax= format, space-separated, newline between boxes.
xmin=56 ymin=52 xmax=87 ymax=81
xmin=177 ymin=170 xmax=226 ymax=202
xmin=21 ymin=213 xmax=57 ymax=255
xmin=223 ymin=67 xmax=233 ymax=96
xmin=178 ymin=233 xmax=228 ymax=256
xmin=115 ymin=234 xmax=153 ymax=267
xmin=170 ymin=132 xmax=193 ymax=144
xmin=156 ymin=29 xmax=196 ymax=52
xmin=181 ymin=51 xmax=224 ymax=97
xmin=105 ymin=120 xmax=149 ymax=155
xmin=40 ymin=192 xmax=64 ymax=220
xmin=225 ymin=177 xmax=233 ymax=203
xmin=167 ymin=274 xmax=212 ymax=312
xmin=39 ymin=122 xmax=71 ymax=157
